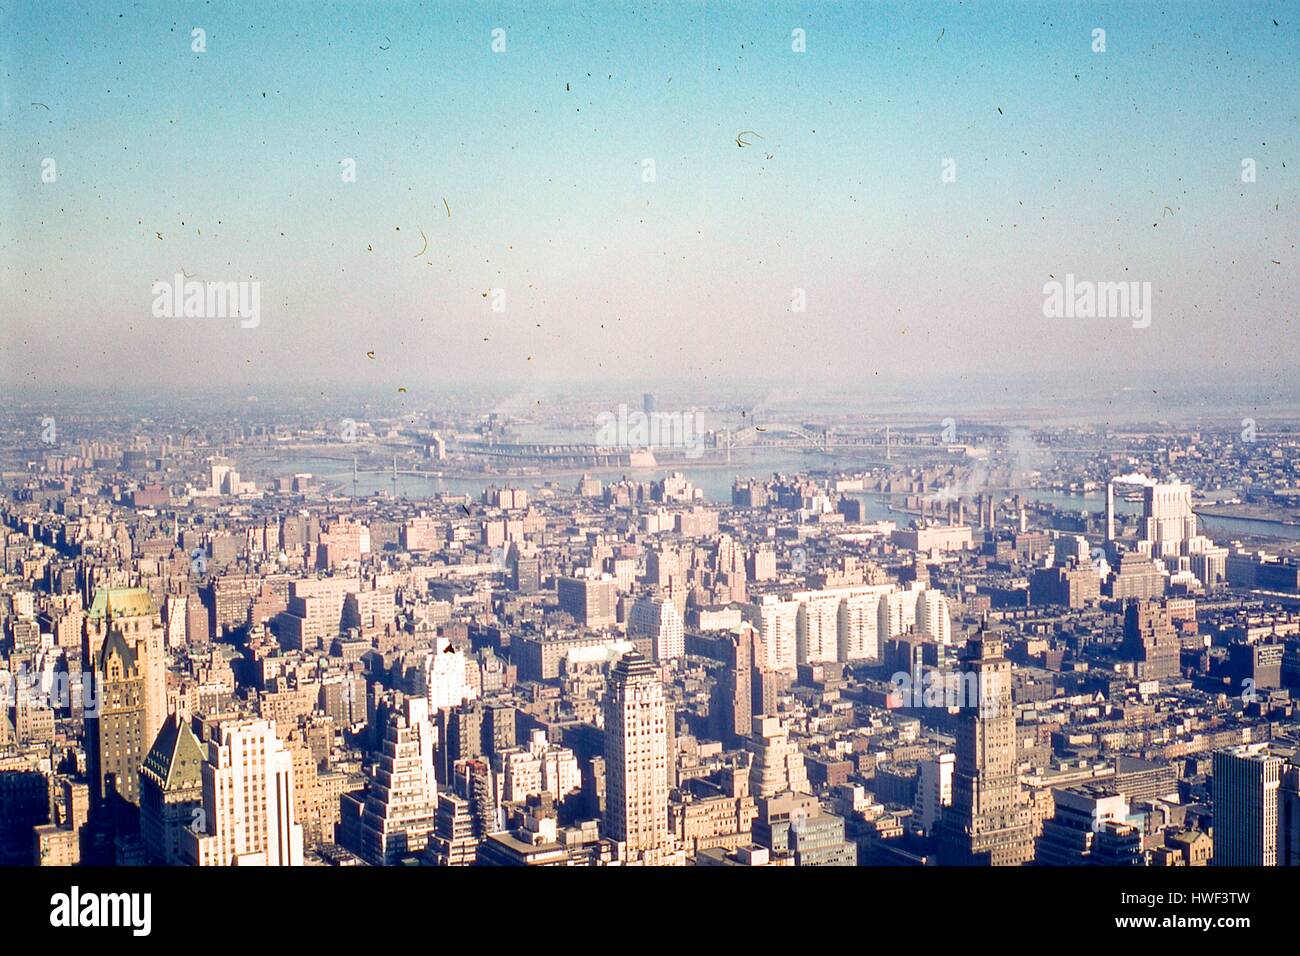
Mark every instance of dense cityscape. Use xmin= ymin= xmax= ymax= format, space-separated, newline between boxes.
xmin=3 ymin=0 xmax=1297 ymax=939
xmin=1 ymin=391 xmax=1299 ymax=870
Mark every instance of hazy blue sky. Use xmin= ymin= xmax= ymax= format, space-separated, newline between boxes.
xmin=2 ymin=1 xmax=1297 ymax=395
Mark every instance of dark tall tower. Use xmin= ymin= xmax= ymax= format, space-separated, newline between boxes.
xmin=937 ymin=631 xmax=1034 ymax=866
xmin=86 ymin=626 xmax=148 ymax=816
xmin=713 ymin=625 xmax=754 ymax=747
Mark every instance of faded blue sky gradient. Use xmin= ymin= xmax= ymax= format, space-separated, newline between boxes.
xmin=2 ymin=1 xmax=1297 ymax=395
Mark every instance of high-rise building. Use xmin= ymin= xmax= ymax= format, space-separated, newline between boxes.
xmin=628 ymin=594 xmax=684 ymax=662
xmin=139 ymin=714 xmax=205 ymax=865
xmin=936 ymin=632 xmax=1035 ymax=866
xmin=85 ymin=587 xmax=166 ymax=754
xmin=557 ymin=575 xmax=617 ymax=629
xmin=85 ymin=627 xmax=147 ymax=815
xmin=1141 ymin=481 xmax=1199 ymax=558
xmin=713 ymin=625 xmax=755 ymax=747
xmin=1036 ymin=786 xmax=1132 ymax=866
xmin=837 ymin=590 xmax=883 ymax=661
xmin=795 ymin=592 xmax=840 ymax=664
xmin=360 ymin=697 xmax=439 ymax=865
xmin=744 ymin=595 xmax=799 ymax=674
xmin=604 ymin=652 xmax=670 ymax=860
xmin=1123 ymin=600 xmax=1181 ymax=680
xmin=915 ymin=588 xmax=952 ymax=647
xmin=185 ymin=718 xmax=304 ymax=866
xmin=1211 ymin=744 xmax=1291 ymax=866
xmin=425 ymin=791 xmax=480 ymax=866
xmin=422 ymin=637 xmax=476 ymax=711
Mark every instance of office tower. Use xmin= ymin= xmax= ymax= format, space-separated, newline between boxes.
xmin=360 ymin=697 xmax=439 ymax=865
xmin=604 ymin=652 xmax=669 ymax=860
xmin=423 ymin=636 xmax=476 ymax=711
xmin=1212 ymin=744 xmax=1287 ymax=866
xmin=915 ymin=588 xmax=952 ymax=647
xmin=746 ymin=715 xmax=810 ymax=798
xmin=85 ymin=587 xmax=166 ymax=752
xmin=85 ymin=626 xmax=147 ymax=815
xmin=914 ymin=753 xmax=955 ymax=833
xmin=937 ymin=632 xmax=1034 ymax=866
xmin=1123 ymin=600 xmax=1181 ymax=680
xmin=139 ymin=714 xmax=205 ymax=865
xmin=713 ymin=625 xmax=755 ymax=747
xmin=628 ymin=594 xmax=684 ymax=662
xmin=1141 ymin=481 xmax=1199 ymax=558
xmin=745 ymin=595 xmax=799 ymax=673
xmin=186 ymin=718 xmax=304 ymax=867
xmin=557 ymin=575 xmax=617 ymax=628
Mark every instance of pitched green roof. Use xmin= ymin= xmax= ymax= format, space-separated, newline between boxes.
xmin=88 ymin=586 xmax=155 ymax=621
xmin=141 ymin=714 xmax=206 ymax=791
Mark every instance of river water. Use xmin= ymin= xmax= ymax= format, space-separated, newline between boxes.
xmin=247 ymin=450 xmax=1300 ymax=542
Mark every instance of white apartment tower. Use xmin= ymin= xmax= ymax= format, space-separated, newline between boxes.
xmin=916 ymin=588 xmax=952 ymax=647
xmin=186 ymin=718 xmax=304 ymax=866
xmin=745 ymin=595 xmax=800 ymax=674
xmin=628 ymin=594 xmax=685 ymax=662
xmin=423 ymin=636 xmax=477 ymax=711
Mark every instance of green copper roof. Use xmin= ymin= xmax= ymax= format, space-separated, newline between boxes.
xmin=141 ymin=714 xmax=206 ymax=791
xmin=88 ymin=586 xmax=155 ymax=621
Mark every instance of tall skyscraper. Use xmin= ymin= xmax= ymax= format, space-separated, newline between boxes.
xmin=937 ymin=632 xmax=1034 ymax=866
xmin=604 ymin=652 xmax=670 ymax=861
xmin=85 ymin=587 xmax=167 ymax=757
xmin=186 ymin=718 xmax=304 ymax=867
xmin=713 ymin=625 xmax=755 ymax=747
xmin=85 ymin=627 xmax=147 ymax=814
xmin=1211 ymin=744 xmax=1289 ymax=866
xmin=360 ymin=697 xmax=439 ymax=865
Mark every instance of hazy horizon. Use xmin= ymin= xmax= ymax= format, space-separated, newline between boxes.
xmin=4 ymin=2 xmax=1298 ymax=392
